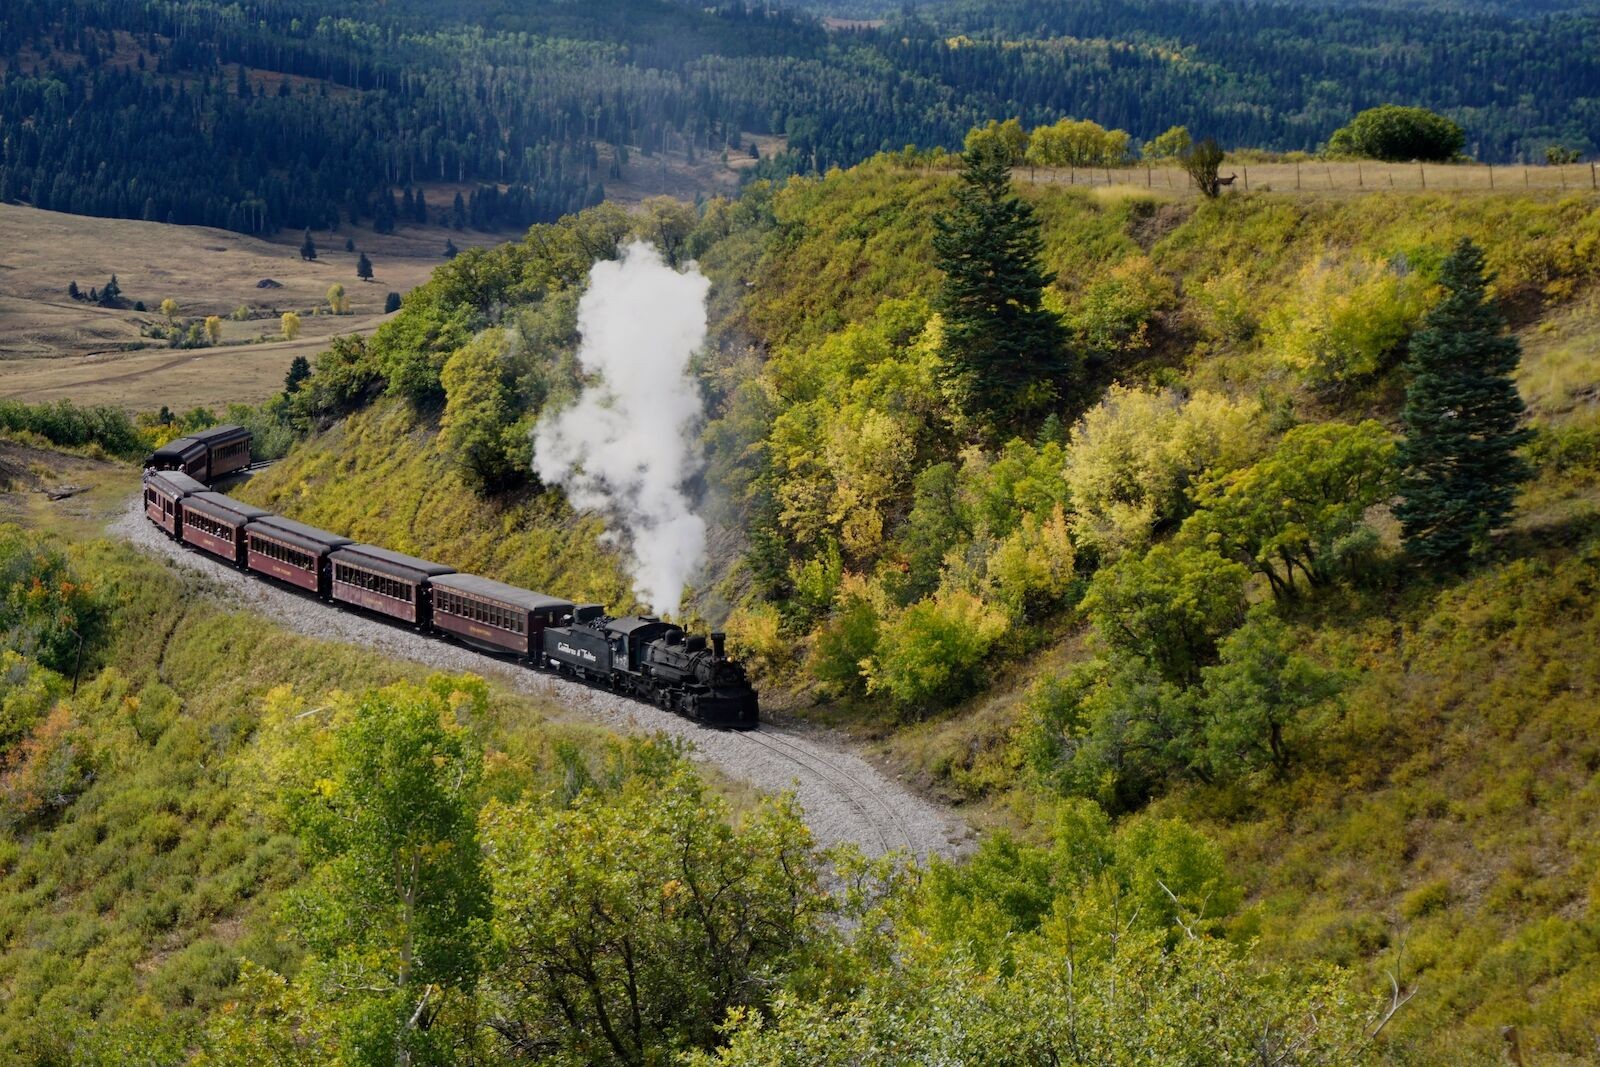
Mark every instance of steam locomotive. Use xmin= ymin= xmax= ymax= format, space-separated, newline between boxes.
xmin=543 ymin=614 xmax=760 ymax=725
xmin=144 ymin=427 xmax=759 ymax=728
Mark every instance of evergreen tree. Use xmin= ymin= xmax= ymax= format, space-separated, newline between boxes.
xmin=99 ymin=274 xmax=122 ymax=307
xmin=452 ymin=192 xmax=467 ymax=231
xmin=344 ymin=236 xmax=356 ymax=253
xmin=443 ymin=238 xmax=459 ymax=259
xmin=1396 ymin=238 xmax=1531 ymax=564
xmin=932 ymin=137 xmax=1069 ymax=431
xmin=67 ymin=280 xmax=80 ymax=300
xmin=356 ymin=252 xmax=373 ymax=282
xmin=384 ymin=291 xmax=402 ymax=313
xmin=284 ymin=355 xmax=312 ymax=393
xmin=300 ymin=229 xmax=317 ymax=261
xmin=413 ymin=189 xmax=428 ymax=224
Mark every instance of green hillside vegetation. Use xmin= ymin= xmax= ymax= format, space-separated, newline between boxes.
xmin=0 ymin=523 xmax=642 ymax=1059
xmin=0 ymin=510 xmax=1404 ymax=1063
xmin=238 ymin=146 xmax=1600 ymax=1061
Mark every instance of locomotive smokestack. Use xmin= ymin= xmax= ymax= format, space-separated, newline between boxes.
xmin=711 ymin=631 xmax=726 ymax=660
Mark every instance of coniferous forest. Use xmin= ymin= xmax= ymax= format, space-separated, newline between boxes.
xmin=1 ymin=0 xmax=1597 ymax=236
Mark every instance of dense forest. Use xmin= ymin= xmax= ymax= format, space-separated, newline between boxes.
xmin=1 ymin=0 xmax=1596 ymax=236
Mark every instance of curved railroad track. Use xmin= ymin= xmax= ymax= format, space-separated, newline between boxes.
xmin=740 ymin=728 xmax=917 ymax=855
xmin=111 ymin=497 xmax=969 ymax=861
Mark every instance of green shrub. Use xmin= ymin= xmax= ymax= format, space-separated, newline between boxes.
xmin=808 ymin=593 xmax=880 ymax=695
xmin=1065 ymin=386 xmax=1263 ymax=560
xmin=1326 ymin=104 xmax=1465 ymax=162
xmin=0 ymin=399 xmax=147 ymax=458
xmin=866 ymin=590 xmax=1009 ymax=714
xmin=1264 ymin=255 xmax=1430 ymax=394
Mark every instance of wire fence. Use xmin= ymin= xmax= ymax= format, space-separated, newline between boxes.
xmin=1015 ymin=160 xmax=1600 ymax=196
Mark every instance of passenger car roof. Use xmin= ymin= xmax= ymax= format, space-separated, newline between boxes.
xmin=145 ymin=470 xmax=208 ymax=496
xmin=247 ymin=515 xmax=352 ymax=553
xmin=431 ymin=572 xmax=572 ymax=612
xmin=186 ymin=491 xmax=272 ymax=523
xmin=331 ymin=544 xmax=455 ymax=581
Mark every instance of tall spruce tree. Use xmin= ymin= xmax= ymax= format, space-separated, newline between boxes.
xmin=1396 ymin=238 xmax=1530 ymax=563
xmin=932 ymin=136 xmax=1070 ymax=431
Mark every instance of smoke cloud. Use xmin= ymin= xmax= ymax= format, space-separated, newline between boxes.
xmin=533 ymin=240 xmax=711 ymax=615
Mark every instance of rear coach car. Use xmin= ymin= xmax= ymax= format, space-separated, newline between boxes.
xmin=429 ymin=573 xmax=572 ymax=658
xmin=329 ymin=545 xmax=454 ymax=626
xmin=146 ymin=424 xmax=252 ymax=483
xmin=245 ymin=516 xmax=353 ymax=597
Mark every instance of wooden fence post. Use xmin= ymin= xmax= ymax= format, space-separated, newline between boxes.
xmin=1242 ymin=165 xmax=1249 ymax=191
xmin=1295 ymin=162 xmax=1301 ymax=190
xmin=1592 ymin=161 xmax=1597 ymax=189
xmin=1357 ymin=162 xmax=1362 ymax=188
xmin=1146 ymin=164 xmax=1152 ymax=187
xmin=1524 ymin=167 xmax=1529 ymax=187
xmin=1419 ymin=164 xmax=1425 ymax=189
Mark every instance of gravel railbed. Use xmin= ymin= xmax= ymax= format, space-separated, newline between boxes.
xmin=112 ymin=500 xmax=972 ymax=861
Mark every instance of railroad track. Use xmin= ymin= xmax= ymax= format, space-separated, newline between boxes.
xmin=739 ymin=727 xmax=916 ymax=855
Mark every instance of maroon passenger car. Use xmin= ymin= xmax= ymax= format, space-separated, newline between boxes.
xmin=143 ymin=469 xmax=208 ymax=535
xmin=180 ymin=491 xmax=272 ymax=565
xmin=245 ymin=516 xmax=353 ymax=597
xmin=145 ymin=424 xmax=251 ymax=483
xmin=328 ymin=545 xmax=454 ymax=625
xmin=429 ymin=573 xmax=573 ymax=658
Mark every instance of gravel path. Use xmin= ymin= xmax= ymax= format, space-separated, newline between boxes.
xmin=112 ymin=500 xmax=972 ymax=862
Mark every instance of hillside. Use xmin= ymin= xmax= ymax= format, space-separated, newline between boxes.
xmin=234 ymin=155 xmax=1600 ymax=1062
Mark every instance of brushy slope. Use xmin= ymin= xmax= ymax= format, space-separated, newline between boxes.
xmin=228 ymin=155 xmax=1600 ymax=1062
xmin=238 ymin=399 xmax=638 ymax=611
xmin=0 ymin=526 xmax=617 ymax=1060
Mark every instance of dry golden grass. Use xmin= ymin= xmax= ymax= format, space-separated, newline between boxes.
xmin=0 ymin=132 xmax=781 ymax=415
xmin=1020 ymin=160 xmax=1600 ymax=198
xmin=0 ymin=202 xmax=493 ymax=412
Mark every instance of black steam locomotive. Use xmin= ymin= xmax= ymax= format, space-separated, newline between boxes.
xmin=144 ymin=426 xmax=759 ymax=729
xmin=543 ymin=614 xmax=760 ymax=726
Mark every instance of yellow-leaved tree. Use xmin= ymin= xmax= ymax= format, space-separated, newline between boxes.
xmin=1064 ymin=384 xmax=1264 ymax=560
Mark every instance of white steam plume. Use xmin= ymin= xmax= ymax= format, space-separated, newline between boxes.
xmin=533 ymin=240 xmax=710 ymax=615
